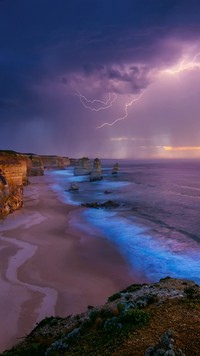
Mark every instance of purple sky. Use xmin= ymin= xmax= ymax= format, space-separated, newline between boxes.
xmin=1 ymin=0 xmax=200 ymax=158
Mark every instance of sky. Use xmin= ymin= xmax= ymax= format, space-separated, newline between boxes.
xmin=1 ymin=0 xmax=200 ymax=159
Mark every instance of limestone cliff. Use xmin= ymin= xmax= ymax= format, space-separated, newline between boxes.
xmin=0 ymin=151 xmax=44 ymax=218
xmin=40 ymin=155 xmax=70 ymax=170
xmin=0 ymin=151 xmax=70 ymax=218
xmin=74 ymin=157 xmax=92 ymax=176
xmin=0 ymin=152 xmax=24 ymax=217
xmin=24 ymin=154 xmax=44 ymax=176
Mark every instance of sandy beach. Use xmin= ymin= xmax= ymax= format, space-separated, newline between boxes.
xmin=0 ymin=173 xmax=139 ymax=353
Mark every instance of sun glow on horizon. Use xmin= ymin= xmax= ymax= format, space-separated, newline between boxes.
xmin=163 ymin=146 xmax=200 ymax=151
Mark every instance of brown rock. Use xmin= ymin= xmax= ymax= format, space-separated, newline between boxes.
xmin=40 ymin=155 xmax=70 ymax=170
xmin=74 ymin=157 xmax=92 ymax=176
xmin=90 ymin=158 xmax=103 ymax=181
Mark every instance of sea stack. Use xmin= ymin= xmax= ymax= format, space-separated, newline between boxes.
xmin=112 ymin=162 xmax=119 ymax=175
xmin=74 ymin=157 xmax=92 ymax=176
xmin=90 ymin=158 xmax=103 ymax=181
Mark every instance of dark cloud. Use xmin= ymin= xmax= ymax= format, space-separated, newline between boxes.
xmin=0 ymin=0 xmax=200 ymax=157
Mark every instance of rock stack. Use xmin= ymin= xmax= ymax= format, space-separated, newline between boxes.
xmin=74 ymin=157 xmax=92 ymax=176
xmin=112 ymin=162 xmax=119 ymax=175
xmin=90 ymin=158 xmax=103 ymax=181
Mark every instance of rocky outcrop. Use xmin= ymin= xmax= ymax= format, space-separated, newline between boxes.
xmin=112 ymin=162 xmax=119 ymax=175
xmin=81 ymin=200 xmax=120 ymax=209
xmin=146 ymin=329 xmax=185 ymax=356
xmin=90 ymin=158 xmax=103 ymax=181
xmin=0 ymin=152 xmax=24 ymax=218
xmin=74 ymin=157 xmax=92 ymax=176
xmin=67 ymin=182 xmax=79 ymax=191
xmin=0 ymin=150 xmax=71 ymax=218
xmin=3 ymin=278 xmax=200 ymax=355
xmin=69 ymin=158 xmax=78 ymax=166
xmin=25 ymin=154 xmax=44 ymax=176
xmin=0 ymin=150 xmax=45 ymax=217
xmin=40 ymin=155 xmax=70 ymax=170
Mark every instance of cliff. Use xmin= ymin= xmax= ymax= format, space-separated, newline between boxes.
xmin=2 ymin=277 xmax=200 ymax=355
xmin=0 ymin=151 xmax=24 ymax=217
xmin=40 ymin=155 xmax=70 ymax=170
xmin=0 ymin=151 xmax=45 ymax=217
xmin=24 ymin=154 xmax=44 ymax=176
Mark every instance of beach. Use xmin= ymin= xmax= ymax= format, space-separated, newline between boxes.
xmin=0 ymin=174 xmax=135 ymax=353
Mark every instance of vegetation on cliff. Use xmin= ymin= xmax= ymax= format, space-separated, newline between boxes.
xmin=1 ymin=278 xmax=200 ymax=355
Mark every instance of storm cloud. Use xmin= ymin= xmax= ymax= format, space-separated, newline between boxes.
xmin=1 ymin=0 xmax=200 ymax=158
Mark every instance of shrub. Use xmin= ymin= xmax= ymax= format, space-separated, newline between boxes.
xmin=103 ymin=317 xmax=123 ymax=333
xmin=120 ymin=284 xmax=142 ymax=293
xmin=184 ymin=287 xmax=198 ymax=300
xmin=119 ymin=308 xmax=150 ymax=327
xmin=108 ymin=292 xmax=121 ymax=302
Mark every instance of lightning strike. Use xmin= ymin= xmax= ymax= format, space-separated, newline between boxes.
xmin=97 ymin=92 xmax=144 ymax=129
xmin=162 ymin=52 xmax=200 ymax=75
xmin=75 ymin=91 xmax=117 ymax=111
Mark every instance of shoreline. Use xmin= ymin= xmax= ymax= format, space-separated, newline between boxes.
xmin=0 ymin=173 xmax=143 ymax=353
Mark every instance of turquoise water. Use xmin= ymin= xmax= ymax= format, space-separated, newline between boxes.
xmin=48 ymin=160 xmax=200 ymax=284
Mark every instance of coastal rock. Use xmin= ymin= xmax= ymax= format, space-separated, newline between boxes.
xmin=74 ymin=157 xmax=92 ymax=176
xmin=69 ymin=158 xmax=78 ymax=166
xmin=25 ymin=154 xmax=44 ymax=176
xmin=0 ymin=151 xmax=24 ymax=218
xmin=104 ymin=190 xmax=112 ymax=194
xmin=145 ymin=329 xmax=185 ymax=356
xmin=40 ymin=155 xmax=70 ymax=170
xmin=81 ymin=200 xmax=120 ymax=209
xmin=90 ymin=158 xmax=103 ymax=181
xmin=67 ymin=182 xmax=79 ymax=191
xmin=112 ymin=162 xmax=119 ymax=175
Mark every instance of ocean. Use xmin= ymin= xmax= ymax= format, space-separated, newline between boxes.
xmin=48 ymin=159 xmax=200 ymax=284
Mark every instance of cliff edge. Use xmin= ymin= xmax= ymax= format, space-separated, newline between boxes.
xmin=0 ymin=151 xmax=70 ymax=218
xmin=0 ymin=151 xmax=25 ymax=217
xmin=1 ymin=277 xmax=200 ymax=355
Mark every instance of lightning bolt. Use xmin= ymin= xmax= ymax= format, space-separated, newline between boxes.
xmin=97 ymin=92 xmax=144 ymax=129
xmin=162 ymin=52 xmax=200 ymax=75
xmin=75 ymin=91 xmax=117 ymax=111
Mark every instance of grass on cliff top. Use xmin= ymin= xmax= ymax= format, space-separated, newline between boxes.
xmin=0 ymin=150 xmax=18 ymax=155
xmin=1 ymin=307 xmax=150 ymax=356
xmin=2 ymin=279 xmax=200 ymax=356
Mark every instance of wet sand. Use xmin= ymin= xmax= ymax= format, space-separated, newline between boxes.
xmin=0 ymin=174 xmax=138 ymax=352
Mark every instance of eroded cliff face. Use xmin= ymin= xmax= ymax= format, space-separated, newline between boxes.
xmin=0 ymin=151 xmax=70 ymax=218
xmin=0 ymin=151 xmax=45 ymax=217
xmin=0 ymin=152 xmax=24 ymax=218
xmin=25 ymin=154 xmax=44 ymax=176
xmin=40 ymin=155 xmax=70 ymax=170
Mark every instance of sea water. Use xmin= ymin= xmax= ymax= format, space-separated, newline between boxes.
xmin=48 ymin=159 xmax=200 ymax=284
